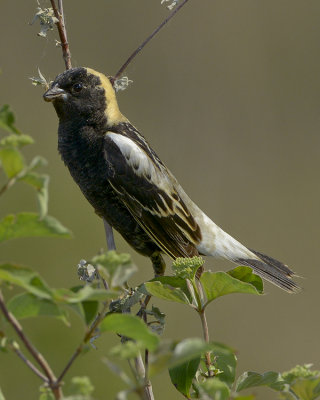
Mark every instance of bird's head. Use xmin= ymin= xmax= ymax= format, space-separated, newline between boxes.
xmin=43 ymin=67 xmax=127 ymax=127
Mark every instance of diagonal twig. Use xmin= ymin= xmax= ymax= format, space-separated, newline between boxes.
xmin=113 ymin=0 xmax=191 ymax=80
xmin=8 ymin=342 xmax=49 ymax=382
xmin=0 ymin=289 xmax=63 ymax=399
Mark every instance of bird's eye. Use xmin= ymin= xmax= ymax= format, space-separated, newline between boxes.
xmin=73 ymin=83 xmax=83 ymax=92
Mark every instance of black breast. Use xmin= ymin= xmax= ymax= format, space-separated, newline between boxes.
xmin=57 ymin=123 xmax=160 ymax=257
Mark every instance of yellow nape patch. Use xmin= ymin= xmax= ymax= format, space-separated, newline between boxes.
xmin=85 ymin=67 xmax=128 ymax=127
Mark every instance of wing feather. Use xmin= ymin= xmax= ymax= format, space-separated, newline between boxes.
xmin=104 ymin=129 xmax=201 ymax=258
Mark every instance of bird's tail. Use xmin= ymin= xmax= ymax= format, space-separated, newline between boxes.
xmin=234 ymin=248 xmax=300 ymax=293
xmin=197 ymin=222 xmax=300 ymax=292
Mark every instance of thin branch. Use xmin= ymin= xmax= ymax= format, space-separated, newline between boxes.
xmin=8 ymin=342 xmax=49 ymax=382
xmin=50 ymin=0 xmax=72 ymax=70
xmin=0 ymin=289 xmax=63 ymax=399
xmin=199 ymin=309 xmax=214 ymax=377
xmin=195 ymin=279 xmax=214 ymax=377
xmin=113 ymin=0 xmax=191 ymax=80
xmin=0 ymin=176 xmax=17 ymax=197
xmin=56 ymin=300 xmax=110 ymax=383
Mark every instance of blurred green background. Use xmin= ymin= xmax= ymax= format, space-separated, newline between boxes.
xmin=0 ymin=0 xmax=319 ymax=399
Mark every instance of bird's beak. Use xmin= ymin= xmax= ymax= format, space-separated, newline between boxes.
xmin=43 ymin=85 xmax=66 ymax=102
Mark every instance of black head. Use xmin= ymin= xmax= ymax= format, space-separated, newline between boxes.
xmin=43 ymin=67 xmax=127 ymax=127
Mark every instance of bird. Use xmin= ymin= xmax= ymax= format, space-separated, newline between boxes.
xmin=43 ymin=67 xmax=299 ymax=292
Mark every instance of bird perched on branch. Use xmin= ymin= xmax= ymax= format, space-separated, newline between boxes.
xmin=44 ymin=67 xmax=299 ymax=292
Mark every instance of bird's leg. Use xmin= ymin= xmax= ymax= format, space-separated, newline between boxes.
xmin=150 ymin=252 xmax=166 ymax=277
xmin=136 ymin=252 xmax=165 ymax=318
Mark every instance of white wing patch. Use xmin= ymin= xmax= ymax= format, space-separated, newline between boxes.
xmin=107 ymin=132 xmax=158 ymax=179
xmin=106 ymin=132 xmax=192 ymax=221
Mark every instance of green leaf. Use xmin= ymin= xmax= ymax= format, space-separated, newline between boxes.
xmin=169 ymin=357 xmax=200 ymax=398
xmin=144 ymin=280 xmax=190 ymax=305
xmin=0 ymin=134 xmax=34 ymax=148
xmin=0 ymin=105 xmax=20 ymax=134
xmin=7 ymin=293 xmax=69 ymax=325
xmin=283 ymin=364 xmax=320 ymax=384
xmin=228 ymin=266 xmax=263 ymax=293
xmin=109 ymin=341 xmax=144 ymax=360
xmin=0 ymin=212 xmax=72 ymax=243
xmin=21 ymin=172 xmax=49 ymax=218
xmin=172 ymin=256 xmax=204 ymax=280
xmin=39 ymin=386 xmax=55 ymax=400
xmin=169 ymin=338 xmax=217 ymax=369
xmin=211 ymin=342 xmax=237 ymax=387
xmin=236 ymin=371 xmax=285 ymax=392
xmin=0 ymin=147 xmax=24 ymax=177
xmin=0 ymin=263 xmax=52 ymax=299
xmin=100 ymin=313 xmax=159 ymax=351
xmin=197 ymin=378 xmax=230 ymax=400
xmin=52 ymin=286 xmax=118 ymax=304
xmin=200 ymin=267 xmax=263 ymax=307
xmin=282 ymin=365 xmax=320 ymax=400
xmin=82 ymin=301 xmax=99 ymax=325
xmin=92 ymin=251 xmax=137 ymax=288
xmin=233 ymin=396 xmax=255 ymax=400
xmin=68 ymin=376 xmax=94 ymax=396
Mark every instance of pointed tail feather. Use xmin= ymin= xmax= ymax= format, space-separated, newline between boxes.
xmin=235 ymin=251 xmax=300 ymax=293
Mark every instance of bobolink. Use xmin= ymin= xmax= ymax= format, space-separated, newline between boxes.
xmin=44 ymin=67 xmax=299 ymax=292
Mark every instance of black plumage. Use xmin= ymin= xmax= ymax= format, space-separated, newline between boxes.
xmin=44 ymin=67 xmax=299 ymax=291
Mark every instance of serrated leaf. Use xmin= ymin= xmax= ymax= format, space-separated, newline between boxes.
xmin=0 ymin=105 xmax=20 ymax=134
xmin=0 ymin=147 xmax=24 ymax=177
xmin=197 ymin=378 xmax=230 ymax=400
xmin=7 ymin=293 xmax=69 ymax=325
xmin=236 ymin=371 xmax=285 ymax=392
xmin=169 ymin=357 xmax=200 ymax=398
xmin=0 ymin=212 xmax=72 ymax=243
xmin=0 ymin=263 xmax=52 ymax=299
xmin=100 ymin=313 xmax=159 ymax=351
xmin=52 ymin=286 xmax=118 ymax=304
xmin=144 ymin=281 xmax=190 ymax=304
xmin=200 ymin=268 xmax=262 ymax=307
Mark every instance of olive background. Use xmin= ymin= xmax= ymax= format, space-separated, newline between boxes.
xmin=0 ymin=1 xmax=319 ymax=399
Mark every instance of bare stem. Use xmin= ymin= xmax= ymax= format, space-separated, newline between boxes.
xmin=0 ymin=177 xmax=17 ymax=197
xmin=57 ymin=300 xmax=110 ymax=383
xmin=0 ymin=289 xmax=63 ymax=399
xmin=113 ymin=0 xmax=191 ymax=80
xmin=8 ymin=343 xmax=49 ymax=382
xmin=50 ymin=0 xmax=72 ymax=69
xmin=199 ymin=309 xmax=214 ymax=377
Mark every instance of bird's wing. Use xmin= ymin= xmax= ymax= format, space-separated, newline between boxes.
xmin=104 ymin=131 xmax=202 ymax=258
